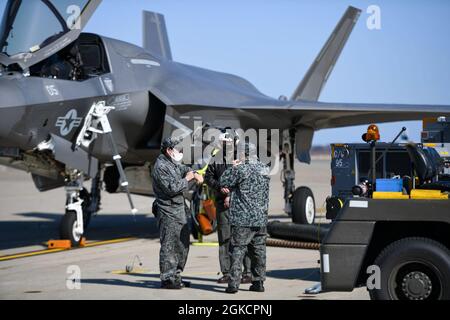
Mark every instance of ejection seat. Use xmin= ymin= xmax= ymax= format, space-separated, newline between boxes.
xmin=406 ymin=144 xmax=450 ymax=192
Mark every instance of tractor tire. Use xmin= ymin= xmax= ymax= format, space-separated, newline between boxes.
xmin=369 ymin=237 xmax=450 ymax=300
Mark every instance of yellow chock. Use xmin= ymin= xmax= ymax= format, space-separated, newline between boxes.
xmin=373 ymin=192 xmax=409 ymax=200
xmin=47 ymin=237 xmax=87 ymax=249
xmin=79 ymin=237 xmax=87 ymax=247
xmin=411 ymin=189 xmax=449 ymax=200
xmin=47 ymin=240 xmax=72 ymax=249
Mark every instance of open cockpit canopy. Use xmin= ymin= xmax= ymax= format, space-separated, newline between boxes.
xmin=0 ymin=0 xmax=101 ymax=69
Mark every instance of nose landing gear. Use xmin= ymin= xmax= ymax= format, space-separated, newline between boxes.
xmin=60 ymin=171 xmax=101 ymax=246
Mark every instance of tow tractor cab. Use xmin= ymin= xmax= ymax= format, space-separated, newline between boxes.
xmin=322 ymin=120 xmax=450 ymax=300
xmin=422 ymin=117 xmax=450 ymax=175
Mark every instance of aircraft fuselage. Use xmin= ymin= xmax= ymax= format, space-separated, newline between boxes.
xmin=0 ymin=34 xmax=169 ymax=168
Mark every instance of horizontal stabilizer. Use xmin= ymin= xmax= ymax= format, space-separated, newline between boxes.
xmin=142 ymin=11 xmax=173 ymax=60
xmin=291 ymin=6 xmax=361 ymax=101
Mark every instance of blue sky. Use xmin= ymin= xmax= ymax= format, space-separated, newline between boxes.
xmin=1 ymin=0 xmax=449 ymax=145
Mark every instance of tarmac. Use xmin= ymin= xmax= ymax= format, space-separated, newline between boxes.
xmin=0 ymin=159 xmax=369 ymax=300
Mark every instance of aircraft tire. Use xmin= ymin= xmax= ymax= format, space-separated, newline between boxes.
xmin=60 ymin=211 xmax=83 ymax=247
xmin=291 ymin=187 xmax=316 ymax=225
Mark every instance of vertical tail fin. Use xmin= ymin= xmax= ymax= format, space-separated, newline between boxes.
xmin=142 ymin=11 xmax=173 ymax=60
xmin=291 ymin=6 xmax=361 ymax=101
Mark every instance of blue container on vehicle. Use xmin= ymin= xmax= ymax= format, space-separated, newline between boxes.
xmin=376 ymin=179 xmax=403 ymax=192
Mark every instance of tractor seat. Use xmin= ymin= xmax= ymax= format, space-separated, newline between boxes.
xmin=405 ymin=144 xmax=450 ymax=192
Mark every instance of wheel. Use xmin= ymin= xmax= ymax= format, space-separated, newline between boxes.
xmin=291 ymin=187 xmax=315 ymax=225
xmin=369 ymin=237 xmax=450 ymax=300
xmin=64 ymin=188 xmax=93 ymax=229
xmin=59 ymin=211 xmax=83 ymax=247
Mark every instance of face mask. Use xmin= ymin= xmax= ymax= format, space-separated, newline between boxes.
xmin=170 ymin=149 xmax=184 ymax=162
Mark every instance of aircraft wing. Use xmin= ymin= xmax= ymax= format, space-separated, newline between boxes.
xmin=281 ymin=100 xmax=450 ymax=130
xmin=166 ymin=94 xmax=450 ymax=131
xmin=151 ymin=60 xmax=450 ymax=130
xmin=167 ymin=98 xmax=450 ymax=164
xmin=147 ymin=57 xmax=450 ymax=133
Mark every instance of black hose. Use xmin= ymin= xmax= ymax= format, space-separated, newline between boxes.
xmin=267 ymin=221 xmax=330 ymax=243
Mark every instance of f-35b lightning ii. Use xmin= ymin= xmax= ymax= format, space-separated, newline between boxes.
xmin=0 ymin=0 xmax=449 ymax=244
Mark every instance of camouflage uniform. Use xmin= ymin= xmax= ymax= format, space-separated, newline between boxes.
xmin=152 ymin=153 xmax=191 ymax=283
xmin=220 ymin=159 xmax=270 ymax=289
xmin=205 ymin=156 xmax=251 ymax=278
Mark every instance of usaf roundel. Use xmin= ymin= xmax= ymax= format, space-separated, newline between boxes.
xmin=56 ymin=109 xmax=83 ymax=136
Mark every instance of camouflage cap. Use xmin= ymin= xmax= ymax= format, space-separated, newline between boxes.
xmin=160 ymin=136 xmax=182 ymax=153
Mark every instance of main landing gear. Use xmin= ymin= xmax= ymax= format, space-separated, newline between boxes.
xmin=281 ymin=130 xmax=316 ymax=225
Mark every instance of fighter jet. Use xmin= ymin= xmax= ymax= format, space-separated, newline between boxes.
xmin=1 ymin=0 xmax=449 ymax=245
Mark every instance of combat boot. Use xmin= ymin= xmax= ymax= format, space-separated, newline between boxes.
xmin=175 ymin=278 xmax=191 ymax=288
xmin=161 ymin=280 xmax=182 ymax=290
xmin=249 ymin=281 xmax=265 ymax=292
xmin=225 ymin=286 xmax=238 ymax=294
xmin=217 ymin=275 xmax=230 ymax=284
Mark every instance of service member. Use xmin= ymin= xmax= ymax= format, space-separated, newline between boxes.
xmin=205 ymin=133 xmax=252 ymax=285
xmin=152 ymin=137 xmax=203 ymax=289
xmin=219 ymin=142 xmax=270 ymax=294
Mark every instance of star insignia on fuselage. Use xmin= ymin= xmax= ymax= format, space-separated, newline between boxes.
xmin=56 ymin=109 xmax=83 ymax=136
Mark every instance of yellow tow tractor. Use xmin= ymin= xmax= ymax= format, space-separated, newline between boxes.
xmin=321 ymin=123 xmax=450 ymax=300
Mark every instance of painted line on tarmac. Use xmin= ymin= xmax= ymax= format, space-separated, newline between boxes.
xmin=0 ymin=237 xmax=137 ymax=262
xmin=110 ymin=270 xmax=219 ymax=277
xmin=0 ymin=248 xmax=68 ymax=261
xmin=82 ymin=237 xmax=137 ymax=248
xmin=111 ymin=268 xmax=151 ymax=275
xmin=191 ymin=242 xmax=219 ymax=247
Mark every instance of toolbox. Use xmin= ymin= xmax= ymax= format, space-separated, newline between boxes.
xmin=376 ymin=179 xmax=403 ymax=192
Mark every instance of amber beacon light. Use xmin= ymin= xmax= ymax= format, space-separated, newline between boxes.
xmin=362 ymin=124 xmax=381 ymax=142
